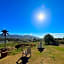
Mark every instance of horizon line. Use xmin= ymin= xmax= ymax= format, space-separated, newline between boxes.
xmin=6 ymin=33 xmax=64 ymax=38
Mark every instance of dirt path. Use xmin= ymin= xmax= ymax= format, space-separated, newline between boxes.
xmin=0 ymin=48 xmax=44 ymax=64
xmin=0 ymin=53 xmax=22 ymax=64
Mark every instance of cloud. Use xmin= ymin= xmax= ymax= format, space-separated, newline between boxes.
xmin=50 ymin=33 xmax=64 ymax=38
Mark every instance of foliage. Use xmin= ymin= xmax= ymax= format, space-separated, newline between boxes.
xmin=58 ymin=40 xmax=64 ymax=44
xmin=44 ymin=34 xmax=59 ymax=46
xmin=44 ymin=34 xmax=55 ymax=45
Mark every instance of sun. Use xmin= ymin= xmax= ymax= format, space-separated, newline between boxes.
xmin=37 ymin=13 xmax=45 ymax=21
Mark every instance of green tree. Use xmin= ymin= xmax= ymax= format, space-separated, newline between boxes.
xmin=44 ymin=34 xmax=54 ymax=45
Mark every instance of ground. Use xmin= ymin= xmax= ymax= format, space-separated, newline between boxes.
xmin=0 ymin=44 xmax=64 ymax=64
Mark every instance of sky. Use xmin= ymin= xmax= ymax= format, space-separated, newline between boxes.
xmin=0 ymin=0 xmax=64 ymax=38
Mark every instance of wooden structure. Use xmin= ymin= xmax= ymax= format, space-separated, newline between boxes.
xmin=0 ymin=48 xmax=8 ymax=58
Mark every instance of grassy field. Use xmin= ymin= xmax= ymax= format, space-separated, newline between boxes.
xmin=0 ymin=41 xmax=22 ymax=55
xmin=0 ymin=42 xmax=64 ymax=64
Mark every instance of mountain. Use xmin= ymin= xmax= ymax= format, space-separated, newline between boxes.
xmin=0 ymin=34 xmax=40 ymax=40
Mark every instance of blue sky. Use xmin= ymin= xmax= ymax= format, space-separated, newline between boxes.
xmin=0 ymin=0 xmax=64 ymax=37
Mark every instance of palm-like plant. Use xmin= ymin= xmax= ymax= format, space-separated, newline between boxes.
xmin=1 ymin=30 xmax=8 ymax=48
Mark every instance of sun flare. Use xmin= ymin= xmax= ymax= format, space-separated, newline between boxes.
xmin=37 ymin=13 xmax=45 ymax=21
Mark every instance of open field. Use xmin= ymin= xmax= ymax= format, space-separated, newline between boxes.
xmin=0 ymin=42 xmax=64 ymax=64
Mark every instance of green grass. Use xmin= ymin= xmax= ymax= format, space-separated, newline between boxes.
xmin=0 ymin=43 xmax=4 ymax=49
xmin=10 ymin=48 xmax=22 ymax=55
xmin=54 ymin=46 xmax=64 ymax=51
xmin=0 ymin=42 xmax=23 ymax=55
xmin=0 ymin=41 xmax=38 ymax=55
xmin=0 ymin=41 xmax=19 ymax=49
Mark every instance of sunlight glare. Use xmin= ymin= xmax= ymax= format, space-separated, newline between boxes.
xmin=37 ymin=13 xmax=46 ymax=23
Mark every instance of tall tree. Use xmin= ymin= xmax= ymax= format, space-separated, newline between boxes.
xmin=1 ymin=30 xmax=8 ymax=48
xmin=44 ymin=34 xmax=54 ymax=45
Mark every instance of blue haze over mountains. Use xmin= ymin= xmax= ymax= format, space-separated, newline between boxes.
xmin=0 ymin=34 xmax=39 ymax=40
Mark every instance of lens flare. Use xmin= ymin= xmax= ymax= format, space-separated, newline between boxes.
xmin=37 ymin=13 xmax=45 ymax=21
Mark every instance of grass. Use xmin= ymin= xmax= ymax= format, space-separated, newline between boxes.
xmin=0 ymin=41 xmax=23 ymax=55
xmin=54 ymin=46 xmax=64 ymax=51
xmin=0 ymin=43 xmax=5 ymax=49
xmin=1 ymin=41 xmax=64 ymax=64
xmin=29 ymin=44 xmax=64 ymax=64
xmin=0 ymin=42 xmax=18 ymax=49
xmin=10 ymin=48 xmax=22 ymax=55
xmin=0 ymin=41 xmax=37 ymax=55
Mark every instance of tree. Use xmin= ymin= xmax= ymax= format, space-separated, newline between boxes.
xmin=44 ymin=34 xmax=55 ymax=45
xmin=1 ymin=30 xmax=8 ymax=48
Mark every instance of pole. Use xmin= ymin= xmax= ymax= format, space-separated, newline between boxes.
xmin=5 ymin=35 xmax=6 ymax=48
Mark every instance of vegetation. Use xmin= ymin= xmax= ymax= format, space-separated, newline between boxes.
xmin=0 ymin=32 xmax=64 ymax=64
xmin=0 ymin=42 xmax=22 ymax=55
xmin=0 ymin=42 xmax=64 ymax=64
xmin=44 ymin=34 xmax=55 ymax=45
xmin=1 ymin=30 xmax=8 ymax=48
xmin=44 ymin=34 xmax=59 ymax=46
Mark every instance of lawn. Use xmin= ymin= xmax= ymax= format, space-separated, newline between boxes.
xmin=0 ymin=42 xmax=64 ymax=64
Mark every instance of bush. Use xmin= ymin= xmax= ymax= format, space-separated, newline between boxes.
xmin=52 ymin=41 xmax=59 ymax=46
xmin=58 ymin=40 xmax=64 ymax=44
